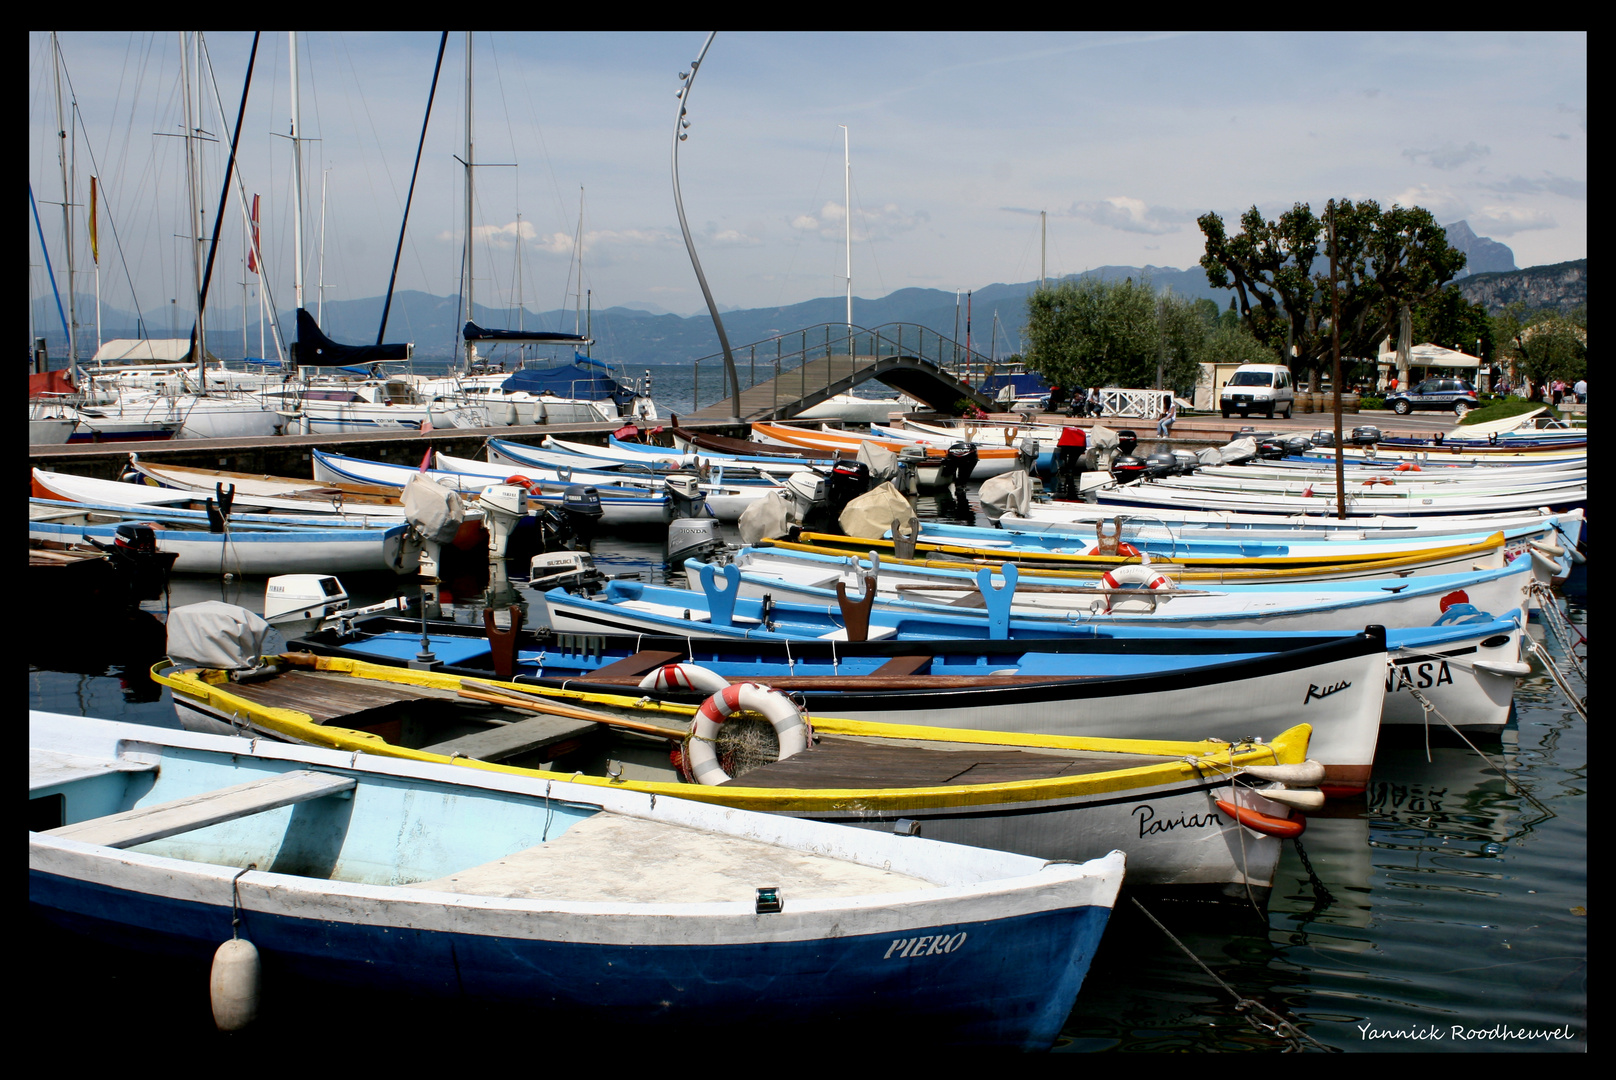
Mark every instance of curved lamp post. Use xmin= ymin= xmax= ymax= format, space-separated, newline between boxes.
xmin=672 ymin=32 xmax=741 ymax=419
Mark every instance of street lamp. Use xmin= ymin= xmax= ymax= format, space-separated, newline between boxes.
xmin=671 ymin=32 xmax=742 ymax=420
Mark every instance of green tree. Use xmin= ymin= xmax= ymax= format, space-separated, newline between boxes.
xmin=1198 ymin=199 xmax=1467 ymax=388
xmin=1411 ymin=286 xmax=1494 ymax=363
xmin=1022 ymin=277 xmax=1205 ymax=395
xmin=1495 ymin=303 xmax=1587 ymax=387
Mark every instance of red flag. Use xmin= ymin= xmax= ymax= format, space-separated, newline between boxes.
xmin=247 ymin=194 xmax=261 ymax=274
xmin=419 ymin=445 xmax=433 ymax=471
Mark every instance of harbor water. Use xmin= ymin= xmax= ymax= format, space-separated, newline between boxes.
xmin=27 ymin=365 xmax=1587 ymax=1050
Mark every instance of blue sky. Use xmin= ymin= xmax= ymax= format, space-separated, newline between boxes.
xmin=30 ymin=31 xmax=1586 ymax=330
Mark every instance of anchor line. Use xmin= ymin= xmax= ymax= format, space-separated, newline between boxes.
xmin=1404 ymin=685 xmax=1557 ymax=815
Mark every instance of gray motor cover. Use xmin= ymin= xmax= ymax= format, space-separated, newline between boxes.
xmin=165 ymin=602 xmax=271 ymax=670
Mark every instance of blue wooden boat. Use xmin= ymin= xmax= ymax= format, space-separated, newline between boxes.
xmin=29 ymin=710 xmax=1124 ymax=1049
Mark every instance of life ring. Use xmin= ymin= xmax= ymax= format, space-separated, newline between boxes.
xmin=680 ymin=682 xmax=811 ymax=785
xmin=1216 ymin=798 xmax=1305 ymax=838
xmin=1098 ymin=564 xmax=1173 ymax=613
xmin=638 ymin=662 xmax=731 ymax=695
xmin=1085 ymin=541 xmax=1141 ymax=557
xmin=1395 ymin=462 xmax=1422 ymax=472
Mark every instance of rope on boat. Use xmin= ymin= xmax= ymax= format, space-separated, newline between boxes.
xmin=1129 ymin=896 xmax=1336 ymax=1053
xmin=1524 ymin=637 xmax=1588 ymax=722
xmin=1403 ymin=684 xmax=1556 ymax=816
xmin=1529 ymin=581 xmax=1587 ymax=681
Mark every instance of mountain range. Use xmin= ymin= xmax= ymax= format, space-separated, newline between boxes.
xmin=36 ymin=222 xmax=1574 ymax=368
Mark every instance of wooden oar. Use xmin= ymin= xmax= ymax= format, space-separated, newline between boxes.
xmin=456 ymin=685 xmax=689 ymax=742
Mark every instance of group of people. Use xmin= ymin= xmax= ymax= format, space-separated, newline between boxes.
xmin=1047 ymin=385 xmax=1105 ymax=418
xmin=1515 ymin=376 xmax=1587 ymax=406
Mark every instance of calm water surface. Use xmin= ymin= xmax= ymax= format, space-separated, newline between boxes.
xmin=28 ymin=465 xmax=1587 ymax=1052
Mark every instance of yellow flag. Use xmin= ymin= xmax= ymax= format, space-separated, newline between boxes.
xmin=89 ymin=177 xmax=99 ymax=265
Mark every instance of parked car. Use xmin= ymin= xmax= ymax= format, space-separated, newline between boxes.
xmin=1220 ymin=364 xmax=1295 ymax=419
xmin=1387 ymin=377 xmax=1480 ymax=416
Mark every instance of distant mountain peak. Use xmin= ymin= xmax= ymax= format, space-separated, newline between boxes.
xmin=1442 ymin=220 xmax=1516 ymax=277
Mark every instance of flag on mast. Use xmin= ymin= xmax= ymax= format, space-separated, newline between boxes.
xmin=247 ymin=194 xmax=261 ymax=274
xmin=89 ymin=177 xmax=99 ymax=265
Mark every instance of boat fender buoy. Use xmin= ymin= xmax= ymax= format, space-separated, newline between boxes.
xmin=210 ymin=937 xmax=261 ymax=1031
xmin=1529 ymin=540 xmax=1565 ymax=559
xmin=1395 ymin=462 xmax=1422 ymax=472
xmin=1098 ymin=564 xmax=1173 ymax=613
xmin=1240 ymin=759 xmax=1326 ymax=786
xmin=1256 ymin=786 xmax=1326 ymax=811
xmin=682 ymin=682 xmax=811 ymax=785
xmin=1216 ymin=798 xmax=1305 ymax=839
xmin=639 ymin=663 xmax=731 ymax=695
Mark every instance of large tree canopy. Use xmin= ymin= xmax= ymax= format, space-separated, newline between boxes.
xmin=1022 ymin=276 xmax=1226 ymax=395
xmin=1495 ymin=303 xmax=1587 ymax=386
xmin=1198 ymin=200 xmax=1467 ymax=385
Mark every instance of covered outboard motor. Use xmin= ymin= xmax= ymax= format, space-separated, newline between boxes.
xmin=1350 ymin=425 xmax=1382 ymax=446
xmin=1143 ymin=452 xmax=1177 ymax=479
xmin=1311 ymin=429 xmax=1336 ymax=447
xmin=665 ymin=472 xmax=722 ymax=569
xmin=1110 ymin=455 xmax=1148 ymax=485
xmin=946 ymin=441 xmax=980 ymax=487
xmin=560 ymin=485 xmax=604 ymax=547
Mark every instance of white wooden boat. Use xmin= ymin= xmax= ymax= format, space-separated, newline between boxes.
xmin=30 ymin=710 xmax=1123 ymax=1049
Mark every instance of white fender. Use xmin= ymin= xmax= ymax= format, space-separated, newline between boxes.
xmin=1257 ymin=786 xmax=1326 ymax=811
xmin=1097 ymin=563 xmax=1174 ymax=613
xmin=683 ymin=682 xmax=811 ymax=786
xmin=1529 ymin=539 xmax=1565 ymax=558
xmin=639 ymin=663 xmax=731 ymax=695
xmin=1242 ymin=760 xmax=1326 ymax=786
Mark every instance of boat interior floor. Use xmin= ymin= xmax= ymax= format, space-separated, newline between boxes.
xmin=403 ymin=811 xmax=937 ymax=903
xmin=724 ymin=737 xmax=1172 ymax=789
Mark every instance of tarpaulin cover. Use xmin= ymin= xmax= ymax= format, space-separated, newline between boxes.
xmin=402 ymin=474 xmax=466 ymax=543
xmin=165 ymin=602 xmax=270 ymax=670
xmin=838 ymin=482 xmax=918 ymax=540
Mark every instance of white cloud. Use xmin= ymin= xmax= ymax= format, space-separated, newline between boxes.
xmin=787 ymin=199 xmax=925 ymax=242
xmin=1402 ymin=142 xmax=1491 ymax=170
xmin=1468 ymin=206 xmax=1558 ymax=236
xmin=1069 ymin=196 xmax=1184 ymax=235
xmin=1389 ymin=185 xmax=1467 ymax=222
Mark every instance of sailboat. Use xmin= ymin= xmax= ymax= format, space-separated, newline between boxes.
xmin=444 ymin=35 xmax=656 ymax=426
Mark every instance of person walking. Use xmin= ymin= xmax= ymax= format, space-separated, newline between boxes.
xmin=1574 ymin=377 xmax=1587 ymax=404
xmin=1156 ymin=397 xmax=1178 ymax=438
xmin=1552 ymin=378 xmax=1565 ymax=406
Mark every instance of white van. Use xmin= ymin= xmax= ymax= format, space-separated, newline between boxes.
xmin=1220 ymin=364 xmax=1295 ymax=419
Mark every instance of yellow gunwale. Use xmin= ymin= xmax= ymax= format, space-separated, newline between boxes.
xmin=151 ymin=656 xmax=1308 ymax=815
xmin=761 ymin=531 xmax=1504 ymax=583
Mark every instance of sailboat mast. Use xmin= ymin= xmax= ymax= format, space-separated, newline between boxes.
xmin=841 ymin=125 xmax=851 ymax=330
xmin=289 ymin=32 xmax=306 ymax=315
xmin=574 ymin=186 xmax=583 ymax=337
xmin=181 ymin=31 xmax=208 ymax=376
xmin=52 ymin=32 xmax=78 ymax=365
xmin=318 ymin=167 xmax=328 ymax=324
xmin=1040 ymin=210 xmax=1046 ymax=288
xmin=462 ymin=31 xmax=475 ymax=373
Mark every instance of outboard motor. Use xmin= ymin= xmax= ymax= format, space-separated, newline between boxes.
xmin=1169 ymin=449 xmax=1201 ymax=475
xmin=1016 ymin=437 xmax=1038 ymax=474
xmin=1143 ymin=452 xmax=1177 ymax=479
xmin=559 ymin=485 xmax=604 ymax=548
xmin=1311 ymin=429 xmax=1336 ymax=447
xmin=1110 ymin=454 xmax=1148 ymax=485
xmin=1116 ymin=429 xmax=1139 ymax=458
xmin=1284 ymin=435 xmax=1313 ymax=457
xmin=784 ymin=469 xmax=842 ymax=534
xmin=665 ymin=472 xmax=722 ymax=569
xmin=946 ymin=441 xmax=980 ymax=487
xmin=1055 ymin=426 xmax=1088 ymax=499
xmin=1257 ymin=438 xmax=1289 ymax=460
xmin=1350 ymin=425 xmax=1382 ymax=446
xmin=84 ymin=523 xmax=173 ymax=607
xmin=825 ymin=460 xmax=872 ymax=522
xmin=893 ymin=447 xmax=924 ymax=501
xmin=477 ymin=484 xmax=530 ymax=560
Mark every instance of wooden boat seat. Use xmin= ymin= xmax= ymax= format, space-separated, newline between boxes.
xmin=585 ymin=649 xmax=687 ymax=681
xmin=418 ymin=714 xmax=600 ymax=763
xmin=868 ymin=655 xmax=932 ymax=677
xmin=46 ymin=769 xmax=356 ymax=849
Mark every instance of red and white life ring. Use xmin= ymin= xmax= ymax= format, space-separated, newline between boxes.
xmin=1097 ymin=563 xmax=1173 ymax=612
xmin=680 ymin=682 xmax=812 ymax=785
xmin=639 ymin=662 xmax=731 ymax=696
xmin=1085 ymin=541 xmax=1141 ymax=557
xmin=1216 ymin=798 xmax=1305 ymax=839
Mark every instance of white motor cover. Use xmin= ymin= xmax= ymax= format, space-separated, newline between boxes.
xmin=838 ymin=481 xmax=918 ymax=540
xmin=738 ymin=489 xmax=796 ymax=547
xmin=1083 ymin=424 xmax=1120 ymax=470
xmin=1217 ymin=436 xmax=1259 ymax=465
xmin=979 ymin=470 xmax=1033 ymax=523
xmin=856 ymin=439 xmax=898 ymax=484
xmin=166 ymin=602 xmax=271 ymax=671
xmin=402 ymin=473 xmax=466 ymax=543
xmin=1197 ymin=446 xmax=1226 ymax=466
